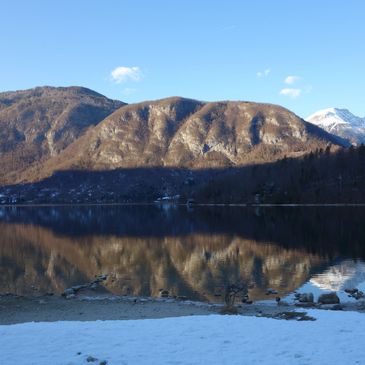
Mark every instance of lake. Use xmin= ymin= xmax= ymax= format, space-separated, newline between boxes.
xmin=0 ymin=205 xmax=365 ymax=303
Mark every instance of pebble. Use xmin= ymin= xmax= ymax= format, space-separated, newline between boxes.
xmin=159 ymin=289 xmax=169 ymax=298
xmin=63 ymin=288 xmax=75 ymax=297
xmin=265 ymin=288 xmax=278 ymax=295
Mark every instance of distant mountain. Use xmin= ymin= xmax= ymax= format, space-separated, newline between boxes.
xmin=0 ymin=86 xmax=124 ymax=184
xmin=307 ymin=108 xmax=365 ymax=145
xmin=19 ymin=96 xmax=345 ymax=183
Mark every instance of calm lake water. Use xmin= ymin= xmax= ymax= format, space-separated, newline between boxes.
xmin=1 ymin=205 xmax=365 ymax=303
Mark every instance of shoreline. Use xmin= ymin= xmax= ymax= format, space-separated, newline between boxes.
xmin=1 ymin=294 xmax=364 ymax=325
xmin=0 ymin=202 xmax=365 ymax=207
xmin=2 ymin=203 xmax=365 ymax=207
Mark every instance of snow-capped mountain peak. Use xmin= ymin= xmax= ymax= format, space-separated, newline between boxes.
xmin=306 ymin=108 xmax=365 ymax=145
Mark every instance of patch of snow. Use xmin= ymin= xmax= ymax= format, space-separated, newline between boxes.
xmin=307 ymin=108 xmax=365 ymax=128
xmin=1 ymin=311 xmax=365 ymax=364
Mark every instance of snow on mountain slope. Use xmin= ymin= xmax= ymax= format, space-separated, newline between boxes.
xmin=307 ymin=108 xmax=365 ymax=145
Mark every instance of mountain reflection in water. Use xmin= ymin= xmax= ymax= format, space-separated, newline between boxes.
xmin=0 ymin=205 xmax=365 ymax=302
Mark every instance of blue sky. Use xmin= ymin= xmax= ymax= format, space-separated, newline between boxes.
xmin=0 ymin=0 xmax=364 ymax=118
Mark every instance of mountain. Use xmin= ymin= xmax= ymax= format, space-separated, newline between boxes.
xmin=307 ymin=108 xmax=365 ymax=145
xmin=0 ymin=86 xmax=124 ymax=184
xmin=17 ymin=96 xmax=345 ymax=183
xmin=0 ymin=87 xmax=352 ymax=203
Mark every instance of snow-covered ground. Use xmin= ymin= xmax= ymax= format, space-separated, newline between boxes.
xmin=1 ymin=310 xmax=364 ymax=365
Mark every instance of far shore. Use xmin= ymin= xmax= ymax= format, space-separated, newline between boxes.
xmin=1 ymin=294 xmax=364 ymax=325
xmin=1 ymin=202 xmax=365 ymax=208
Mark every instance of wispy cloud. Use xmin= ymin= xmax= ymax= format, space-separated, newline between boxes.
xmin=110 ymin=66 xmax=142 ymax=84
xmin=256 ymin=68 xmax=270 ymax=78
xmin=284 ymin=75 xmax=301 ymax=85
xmin=279 ymin=88 xmax=302 ymax=98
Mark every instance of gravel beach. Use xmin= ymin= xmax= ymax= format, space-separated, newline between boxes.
xmin=1 ymin=294 xmax=365 ymax=325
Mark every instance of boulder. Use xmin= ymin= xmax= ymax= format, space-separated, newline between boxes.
xmin=345 ymin=288 xmax=358 ymax=295
xmin=318 ymin=292 xmax=340 ymax=304
xmin=298 ymin=293 xmax=314 ymax=303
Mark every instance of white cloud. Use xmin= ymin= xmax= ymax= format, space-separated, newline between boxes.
xmin=110 ymin=66 xmax=142 ymax=84
xmin=279 ymin=88 xmax=302 ymax=98
xmin=284 ymin=75 xmax=301 ymax=85
xmin=256 ymin=68 xmax=270 ymax=78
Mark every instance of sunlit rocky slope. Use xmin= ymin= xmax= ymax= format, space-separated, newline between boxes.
xmin=0 ymin=86 xmax=124 ymax=184
xmin=0 ymin=87 xmax=345 ymax=185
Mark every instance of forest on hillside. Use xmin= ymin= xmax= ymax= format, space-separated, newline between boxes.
xmin=1 ymin=145 xmax=365 ymax=204
xmin=196 ymin=145 xmax=365 ymax=204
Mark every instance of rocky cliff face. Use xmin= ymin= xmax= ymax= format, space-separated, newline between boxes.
xmin=0 ymin=88 xmax=346 ymax=185
xmin=24 ymin=97 xmax=344 ymax=182
xmin=0 ymin=86 xmax=124 ymax=183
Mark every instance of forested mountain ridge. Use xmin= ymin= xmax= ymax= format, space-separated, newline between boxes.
xmin=1 ymin=86 xmax=361 ymax=204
